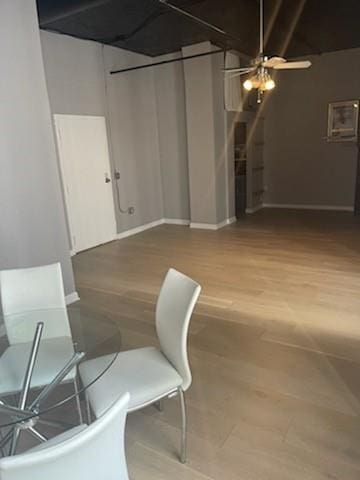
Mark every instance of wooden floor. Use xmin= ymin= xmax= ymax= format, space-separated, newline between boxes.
xmin=73 ymin=209 xmax=360 ymax=480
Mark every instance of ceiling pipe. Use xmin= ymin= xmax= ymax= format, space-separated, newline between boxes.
xmin=158 ymin=0 xmax=245 ymax=48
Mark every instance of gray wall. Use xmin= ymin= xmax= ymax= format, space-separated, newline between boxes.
xmin=212 ymin=51 xmax=228 ymax=223
xmin=40 ymin=30 xmax=106 ymax=117
xmin=0 ymin=0 xmax=75 ymax=294
xmin=183 ymin=43 xmax=218 ymax=224
xmin=103 ymin=46 xmax=164 ymax=231
xmin=41 ymin=32 xmax=164 ymax=233
xmin=154 ymin=54 xmax=190 ymax=221
xmin=225 ymin=112 xmax=237 ymax=220
xmin=41 ymin=32 xmax=233 ymax=231
xmin=182 ymin=42 xmax=228 ymax=225
xmin=264 ymin=49 xmax=359 ymax=208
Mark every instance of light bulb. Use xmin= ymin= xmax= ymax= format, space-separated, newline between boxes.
xmin=265 ymin=78 xmax=275 ymax=90
xmin=243 ymin=79 xmax=253 ymax=91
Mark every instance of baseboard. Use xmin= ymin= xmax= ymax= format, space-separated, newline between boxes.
xmin=116 ymin=216 xmax=236 ymax=239
xmin=65 ymin=291 xmax=80 ymax=305
xmin=246 ymin=204 xmax=263 ymax=214
xmin=263 ymin=203 xmax=354 ymax=212
xmin=217 ymin=216 xmax=237 ymax=228
xmin=117 ymin=219 xmax=164 ymax=240
xmin=190 ymin=217 xmax=237 ymax=230
xmin=227 ymin=216 xmax=237 ymax=225
xmin=190 ymin=222 xmax=218 ymax=230
xmin=163 ymin=218 xmax=190 ymax=225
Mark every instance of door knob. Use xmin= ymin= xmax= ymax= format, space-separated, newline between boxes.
xmin=105 ymin=175 xmax=111 ymax=183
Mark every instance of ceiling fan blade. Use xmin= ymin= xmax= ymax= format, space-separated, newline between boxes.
xmin=228 ymin=70 xmax=255 ymax=78
xmin=274 ymin=60 xmax=312 ymax=70
xmin=227 ymin=73 xmax=242 ymax=79
xmin=223 ymin=67 xmax=254 ymax=73
xmin=262 ymin=56 xmax=286 ymax=68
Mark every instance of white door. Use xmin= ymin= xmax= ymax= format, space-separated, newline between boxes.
xmin=54 ymin=114 xmax=117 ymax=253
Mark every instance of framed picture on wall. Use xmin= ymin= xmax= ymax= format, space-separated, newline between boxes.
xmin=327 ymin=100 xmax=359 ymax=142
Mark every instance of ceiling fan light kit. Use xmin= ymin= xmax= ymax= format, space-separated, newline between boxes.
xmin=243 ymin=64 xmax=275 ymax=94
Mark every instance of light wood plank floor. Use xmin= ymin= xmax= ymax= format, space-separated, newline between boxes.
xmin=73 ymin=209 xmax=360 ymax=480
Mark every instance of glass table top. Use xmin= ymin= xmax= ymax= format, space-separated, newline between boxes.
xmin=0 ymin=305 xmax=121 ymax=456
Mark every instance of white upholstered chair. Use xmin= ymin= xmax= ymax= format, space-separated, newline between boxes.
xmin=0 ymin=392 xmax=130 ymax=480
xmin=0 ymin=263 xmax=82 ymax=422
xmin=79 ymin=268 xmax=201 ymax=463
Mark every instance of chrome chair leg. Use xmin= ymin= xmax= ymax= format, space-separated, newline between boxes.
xmin=85 ymin=392 xmax=91 ymax=424
xmin=73 ymin=377 xmax=83 ymax=424
xmin=154 ymin=398 xmax=164 ymax=412
xmin=178 ymin=388 xmax=187 ymax=464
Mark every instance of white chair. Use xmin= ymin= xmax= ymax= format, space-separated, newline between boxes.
xmin=0 ymin=263 xmax=82 ymax=422
xmin=79 ymin=268 xmax=201 ymax=463
xmin=0 ymin=392 xmax=130 ymax=480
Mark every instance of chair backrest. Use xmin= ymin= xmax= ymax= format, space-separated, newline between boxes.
xmin=0 ymin=392 xmax=130 ymax=480
xmin=155 ymin=268 xmax=201 ymax=391
xmin=0 ymin=263 xmax=72 ymax=343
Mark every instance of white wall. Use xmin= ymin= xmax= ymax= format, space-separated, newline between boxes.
xmin=264 ymin=48 xmax=359 ymax=209
xmin=0 ymin=0 xmax=75 ymax=295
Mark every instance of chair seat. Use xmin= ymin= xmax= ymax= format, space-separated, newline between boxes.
xmin=79 ymin=346 xmax=182 ymax=417
xmin=0 ymin=336 xmax=76 ymax=396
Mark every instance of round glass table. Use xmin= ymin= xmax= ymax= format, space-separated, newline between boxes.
xmin=0 ymin=305 xmax=121 ymax=457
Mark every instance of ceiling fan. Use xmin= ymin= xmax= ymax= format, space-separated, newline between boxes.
xmin=159 ymin=0 xmax=311 ymax=103
xmin=224 ymin=0 xmax=312 ymax=102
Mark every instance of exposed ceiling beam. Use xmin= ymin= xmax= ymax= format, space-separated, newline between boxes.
xmin=38 ymin=0 xmax=112 ymax=26
xmin=253 ymin=0 xmax=320 ymax=55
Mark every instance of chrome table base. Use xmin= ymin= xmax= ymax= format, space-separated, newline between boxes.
xmin=0 ymin=322 xmax=84 ymax=456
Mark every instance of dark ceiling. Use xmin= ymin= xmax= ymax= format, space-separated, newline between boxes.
xmin=36 ymin=0 xmax=360 ymax=59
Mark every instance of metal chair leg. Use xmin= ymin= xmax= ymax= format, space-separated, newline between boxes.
xmin=154 ymin=398 xmax=164 ymax=412
xmin=85 ymin=392 xmax=91 ymax=424
xmin=73 ymin=378 xmax=83 ymax=424
xmin=178 ymin=388 xmax=187 ymax=464
xmin=0 ymin=428 xmax=6 ymax=457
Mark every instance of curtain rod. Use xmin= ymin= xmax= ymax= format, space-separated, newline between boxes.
xmin=110 ymin=48 xmax=224 ymax=75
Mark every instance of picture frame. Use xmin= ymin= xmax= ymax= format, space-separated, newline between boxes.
xmin=327 ymin=100 xmax=359 ymax=142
